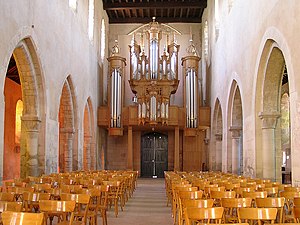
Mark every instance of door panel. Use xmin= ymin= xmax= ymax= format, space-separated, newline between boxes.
xmin=141 ymin=133 xmax=168 ymax=178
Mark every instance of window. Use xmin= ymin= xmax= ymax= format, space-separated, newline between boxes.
xmin=204 ymin=20 xmax=209 ymax=60
xmin=88 ymin=0 xmax=94 ymax=41
xmin=100 ymin=18 xmax=106 ymax=62
xmin=15 ymin=100 xmax=23 ymax=145
xmin=69 ymin=0 xmax=77 ymax=10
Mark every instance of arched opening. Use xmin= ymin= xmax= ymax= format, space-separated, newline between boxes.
xmin=3 ymin=56 xmax=22 ymax=180
xmin=3 ymin=38 xmax=45 ymax=179
xmin=255 ymin=41 xmax=289 ymax=182
xmin=83 ymin=98 xmax=96 ymax=170
xmin=211 ymin=98 xmax=223 ymax=171
xmin=281 ymin=69 xmax=291 ymax=184
xmin=58 ymin=76 xmax=78 ymax=172
xmin=228 ymin=81 xmax=243 ymax=175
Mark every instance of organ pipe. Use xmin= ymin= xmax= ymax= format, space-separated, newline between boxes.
xmin=128 ymin=18 xmax=180 ymax=125
xmin=108 ymin=40 xmax=126 ymax=133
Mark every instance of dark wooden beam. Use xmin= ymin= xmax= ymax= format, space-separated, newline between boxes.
xmin=103 ymin=1 xmax=207 ymax=10
xmin=108 ymin=16 xmax=202 ymax=23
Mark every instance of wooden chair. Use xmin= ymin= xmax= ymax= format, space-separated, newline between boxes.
xmin=0 ymin=193 xmax=16 ymax=202
xmin=39 ymin=200 xmax=76 ymax=225
xmin=256 ymin=197 xmax=285 ymax=223
xmin=60 ymin=193 xmax=90 ymax=225
xmin=265 ymin=187 xmax=279 ymax=197
xmin=293 ymin=206 xmax=300 ymax=223
xmin=23 ymin=192 xmax=51 ymax=212
xmin=0 ymin=202 xmax=23 ymax=225
xmin=243 ymin=191 xmax=267 ymax=206
xmin=2 ymin=211 xmax=44 ymax=225
xmin=210 ymin=191 xmax=236 ymax=206
xmin=184 ymin=207 xmax=224 ymax=225
xmin=221 ymin=197 xmax=252 ymax=223
xmin=279 ymin=191 xmax=300 ymax=222
xmin=177 ymin=191 xmax=204 ymax=225
xmin=238 ymin=207 xmax=278 ymax=225
xmin=181 ymin=199 xmax=214 ymax=225
xmin=103 ymin=180 xmax=122 ymax=218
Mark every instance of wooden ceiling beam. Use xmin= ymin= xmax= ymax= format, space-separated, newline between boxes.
xmin=103 ymin=1 xmax=207 ymax=10
xmin=108 ymin=16 xmax=201 ymax=23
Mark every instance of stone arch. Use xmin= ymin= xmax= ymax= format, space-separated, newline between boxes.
xmin=211 ymin=98 xmax=223 ymax=171
xmin=2 ymin=37 xmax=46 ymax=178
xmin=227 ymin=80 xmax=243 ymax=175
xmin=83 ymin=97 xmax=96 ymax=170
xmin=58 ymin=76 xmax=78 ymax=172
xmin=255 ymin=39 xmax=289 ymax=181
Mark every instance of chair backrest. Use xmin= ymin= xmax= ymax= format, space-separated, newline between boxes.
xmin=238 ymin=207 xmax=278 ymax=225
xmin=221 ymin=197 xmax=252 ymax=208
xmin=0 ymin=193 xmax=15 ymax=202
xmin=182 ymin=199 xmax=214 ymax=208
xmin=256 ymin=197 xmax=285 ymax=223
xmin=243 ymin=191 xmax=267 ymax=199
xmin=179 ymin=190 xmax=203 ymax=200
xmin=210 ymin=191 xmax=236 ymax=199
xmin=0 ymin=201 xmax=22 ymax=212
xmin=39 ymin=200 xmax=76 ymax=213
xmin=2 ymin=211 xmax=44 ymax=225
xmin=184 ymin=207 xmax=224 ymax=225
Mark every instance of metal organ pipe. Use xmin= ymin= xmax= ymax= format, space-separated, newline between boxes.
xmin=117 ymin=70 xmax=121 ymax=127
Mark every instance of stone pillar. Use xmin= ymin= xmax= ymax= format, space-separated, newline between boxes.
xmin=229 ymin=126 xmax=242 ymax=175
xmin=174 ymin=126 xmax=180 ymax=171
xmin=259 ymin=112 xmax=280 ymax=181
xmin=21 ymin=115 xmax=40 ymax=177
xmin=127 ymin=126 xmax=133 ymax=170
xmin=215 ymin=133 xmax=222 ymax=171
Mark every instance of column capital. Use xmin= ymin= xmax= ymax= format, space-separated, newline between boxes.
xmin=229 ymin=126 xmax=242 ymax=138
xmin=21 ymin=115 xmax=41 ymax=132
xmin=258 ymin=112 xmax=281 ymax=129
xmin=215 ymin=133 xmax=222 ymax=141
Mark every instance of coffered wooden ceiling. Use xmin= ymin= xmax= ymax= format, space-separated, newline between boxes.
xmin=103 ymin=0 xmax=207 ymax=24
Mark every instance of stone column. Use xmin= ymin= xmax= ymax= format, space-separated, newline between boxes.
xmin=215 ymin=133 xmax=222 ymax=171
xmin=229 ymin=126 xmax=242 ymax=175
xmin=259 ymin=112 xmax=280 ymax=181
xmin=127 ymin=126 xmax=133 ymax=170
xmin=174 ymin=126 xmax=180 ymax=171
xmin=90 ymin=141 xmax=96 ymax=170
xmin=21 ymin=115 xmax=40 ymax=177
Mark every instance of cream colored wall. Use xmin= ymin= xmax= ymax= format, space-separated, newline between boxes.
xmin=204 ymin=0 xmax=300 ymax=184
xmin=0 ymin=0 xmax=108 ymax=177
xmin=108 ymin=23 xmax=202 ymax=108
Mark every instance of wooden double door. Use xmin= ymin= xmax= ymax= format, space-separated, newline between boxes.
xmin=141 ymin=132 xmax=168 ymax=178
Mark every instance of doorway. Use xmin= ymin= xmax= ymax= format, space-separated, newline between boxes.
xmin=141 ymin=132 xmax=168 ymax=178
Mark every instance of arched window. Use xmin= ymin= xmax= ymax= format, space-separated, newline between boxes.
xmin=69 ymin=0 xmax=77 ymax=10
xmin=100 ymin=18 xmax=106 ymax=62
xmin=15 ymin=100 xmax=23 ymax=145
xmin=88 ymin=0 xmax=94 ymax=41
xmin=204 ymin=20 xmax=209 ymax=60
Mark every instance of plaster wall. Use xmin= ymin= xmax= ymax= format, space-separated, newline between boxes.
xmin=204 ymin=0 xmax=300 ymax=183
xmin=0 ymin=0 xmax=108 ymax=176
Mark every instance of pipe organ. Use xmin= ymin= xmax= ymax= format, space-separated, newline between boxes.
xmin=182 ymin=39 xmax=200 ymax=131
xmin=107 ymin=41 xmax=126 ymax=135
xmin=128 ymin=18 xmax=180 ymax=125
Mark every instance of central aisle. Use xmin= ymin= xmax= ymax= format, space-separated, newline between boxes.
xmin=106 ymin=178 xmax=173 ymax=225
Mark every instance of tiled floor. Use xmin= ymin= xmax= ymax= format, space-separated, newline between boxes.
xmin=105 ymin=178 xmax=173 ymax=225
